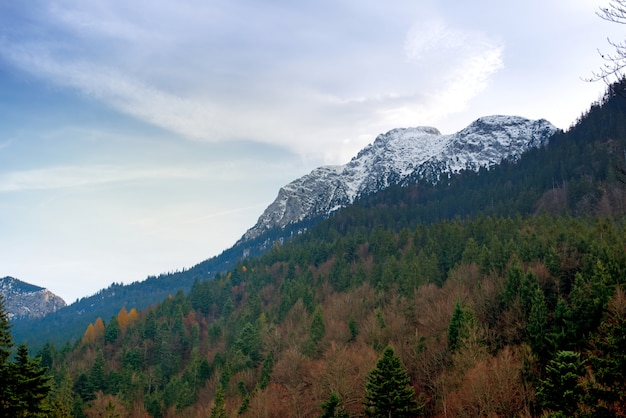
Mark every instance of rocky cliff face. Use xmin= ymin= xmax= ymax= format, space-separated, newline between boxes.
xmin=0 ymin=276 xmax=66 ymax=320
xmin=240 ymin=115 xmax=558 ymax=242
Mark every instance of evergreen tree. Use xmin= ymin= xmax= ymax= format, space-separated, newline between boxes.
xmin=0 ymin=296 xmax=51 ymax=416
xmin=104 ymin=316 xmax=120 ymax=345
xmin=89 ymin=350 xmax=107 ymax=393
xmin=504 ymin=259 xmax=524 ymax=307
xmin=527 ymin=287 xmax=549 ymax=357
xmin=320 ymin=392 xmax=349 ymax=418
xmin=447 ymin=301 xmax=469 ymax=352
xmin=12 ymin=344 xmax=52 ymax=417
xmin=257 ymin=352 xmax=274 ymax=390
xmin=210 ymin=385 xmax=227 ymax=418
xmin=306 ymin=305 xmax=326 ymax=356
xmin=364 ymin=346 xmax=421 ymax=417
xmin=537 ymin=350 xmax=585 ymax=416
xmin=585 ymin=286 xmax=626 ymax=415
xmin=235 ymin=322 xmax=263 ymax=364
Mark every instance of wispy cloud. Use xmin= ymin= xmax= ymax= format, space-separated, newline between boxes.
xmin=0 ymin=3 xmax=504 ymax=163
xmin=401 ymin=20 xmax=504 ymax=120
xmin=0 ymin=164 xmax=205 ymax=192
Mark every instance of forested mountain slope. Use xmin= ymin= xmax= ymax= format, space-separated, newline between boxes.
xmin=10 ymin=115 xmax=557 ymax=347
xmin=241 ymin=116 xmax=556 ymax=242
xmin=26 ymin=82 xmax=626 ymax=417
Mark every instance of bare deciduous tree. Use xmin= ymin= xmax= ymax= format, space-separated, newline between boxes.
xmin=590 ymin=0 xmax=626 ymax=83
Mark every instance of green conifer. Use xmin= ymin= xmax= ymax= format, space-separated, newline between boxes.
xmin=364 ymin=346 xmax=421 ymax=417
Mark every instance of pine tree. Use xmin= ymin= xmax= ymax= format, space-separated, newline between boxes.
xmin=210 ymin=385 xmax=227 ymax=418
xmin=364 ymin=346 xmax=421 ymax=417
xmin=12 ymin=344 xmax=52 ymax=417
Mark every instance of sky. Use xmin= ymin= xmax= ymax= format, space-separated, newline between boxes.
xmin=0 ymin=0 xmax=622 ymax=302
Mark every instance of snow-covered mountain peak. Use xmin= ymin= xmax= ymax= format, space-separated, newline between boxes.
xmin=355 ymin=126 xmax=442 ymax=159
xmin=240 ymin=115 xmax=558 ymax=242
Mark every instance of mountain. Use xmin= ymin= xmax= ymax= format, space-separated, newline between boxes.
xmin=240 ymin=115 xmax=558 ymax=242
xmin=24 ymin=84 xmax=626 ymax=417
xmin=0 ymin=276 xmax=66 ymax=320
xmin=11 ymin=115 xmax=558 ymax=348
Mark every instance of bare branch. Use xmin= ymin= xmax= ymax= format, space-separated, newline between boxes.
xmin=588 ymin=1 xmax=626 ymax=83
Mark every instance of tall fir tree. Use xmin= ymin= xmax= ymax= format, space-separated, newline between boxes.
xmin=364 ymin=346 xmax=422 ymax=417
xmin=12 ymin=344 xmax=51 ymax=417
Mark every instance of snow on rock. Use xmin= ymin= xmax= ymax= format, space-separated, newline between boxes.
xmin=240 ymin=115 xmax=558 ymax=242
xmin=0 ymin=276 xmax=67 ymax=320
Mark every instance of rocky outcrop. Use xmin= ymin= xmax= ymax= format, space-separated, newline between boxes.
xmin=0 ymin=276 xmax=66 ymax=320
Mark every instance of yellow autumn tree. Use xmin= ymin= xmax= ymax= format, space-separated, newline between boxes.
xmin=93 ymin=317 xmax=105 ymax=339
xmin=83 ymin=323 xmax=96 ymax=344
xmin=82 ymin=317 xmax=105 ymax=344
xmin=127 ymin=308 xmax=140 ymax=326
xmin=117 ymin=307 xmax=129 ymax=332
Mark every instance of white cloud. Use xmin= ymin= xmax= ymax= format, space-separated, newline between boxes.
xmin=404 ymin=20 xmax=467 ymax=62
xmin=0 ymin=164 xmax=204 ymax=192
xmin=1 ymin=3 xmax=505 ymax=166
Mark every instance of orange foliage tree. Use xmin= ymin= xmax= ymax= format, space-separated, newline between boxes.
xmin=82 ymin=317 xmax=105 ymax=344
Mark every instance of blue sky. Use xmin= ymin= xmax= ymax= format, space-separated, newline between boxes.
xmin=0 ymin=0 xmax=621 ymax=302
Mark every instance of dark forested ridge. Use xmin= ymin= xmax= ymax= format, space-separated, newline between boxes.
xmin=7 ymin=81 xmax=626 ymax=417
